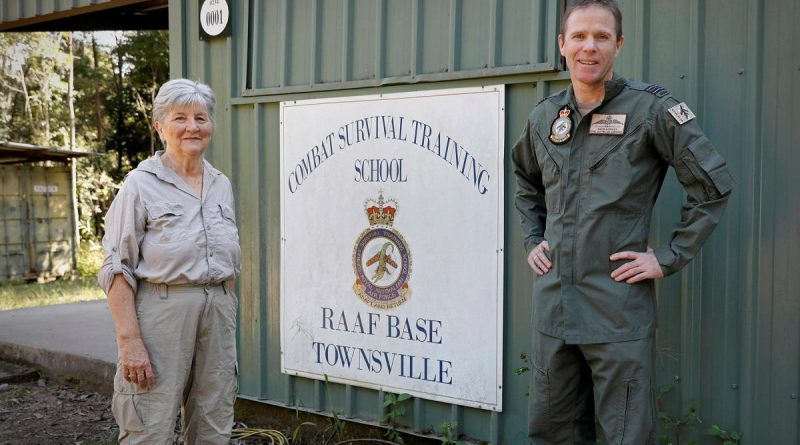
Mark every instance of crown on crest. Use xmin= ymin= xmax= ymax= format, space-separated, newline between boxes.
xmin=364 ymin=191 xmax=398 ymax=227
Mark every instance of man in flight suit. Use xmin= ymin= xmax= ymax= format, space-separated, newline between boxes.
xmin=511 ymin=1 xmax=733 ymax=443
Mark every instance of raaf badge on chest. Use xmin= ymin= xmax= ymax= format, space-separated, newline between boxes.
xmin=589 ymin=114 xmax=627 ymax=135
xmin=549 ymin=106 xmax=573 ymax=144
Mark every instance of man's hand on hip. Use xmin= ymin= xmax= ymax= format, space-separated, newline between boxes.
xmin=610 ymin=248 xmax=664 ymax=283
xmin=527 ymin=241 xmax=552 ymax=276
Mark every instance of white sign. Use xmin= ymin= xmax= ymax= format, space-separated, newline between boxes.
xmin=280 ymin=86 xmax=505 ymax=410
xmin=33 ymin=184 xmax=58 ymax=193
xmin=199 ymin=0 xmax=230 ymax=39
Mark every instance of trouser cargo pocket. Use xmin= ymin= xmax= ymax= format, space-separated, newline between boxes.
xmin=111 ymin=392 xmax=146 ymax=432
xmin=112 ymin=366 xmax=148 ymax=433
xmin=528 ymin=365 xmax=551 ymax=435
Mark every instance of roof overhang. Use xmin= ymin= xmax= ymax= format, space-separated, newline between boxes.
xmin=0 ymin=0 xmax=167 ymax=32
xmin=0 ymin=141 xmax=96 ymax=165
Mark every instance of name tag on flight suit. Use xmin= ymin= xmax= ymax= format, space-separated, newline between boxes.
xmin=589 ymin=114 xmax=627 ymax=135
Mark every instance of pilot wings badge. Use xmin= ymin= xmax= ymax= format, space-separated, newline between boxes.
xmin=352 ymin=192 xmax=412 ymax=309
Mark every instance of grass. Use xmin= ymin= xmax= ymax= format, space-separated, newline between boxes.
xmin=0 ymin=277 xmax=105 ymax=311
xmin=0 ymin=242 xmax=106 ymax=311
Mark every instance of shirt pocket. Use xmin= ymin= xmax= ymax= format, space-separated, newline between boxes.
xmin=535 ymin=130 xmax=564 ymax=214
xmin=144 ymin=202 xmax=186 ymax=244
xmin=586 ymin=120 xmax=648 ymax=214
xmin=217 ymin=203 xmax=239 ymax=238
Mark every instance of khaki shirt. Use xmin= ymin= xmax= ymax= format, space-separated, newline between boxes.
xmin=99 ymin=151 xmax=241 ymax=295
xmin=512 ymin=74 xmax=733 ymax=344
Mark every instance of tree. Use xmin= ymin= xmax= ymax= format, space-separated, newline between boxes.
xmin=0 ymin=30 xmax=169 ymax=242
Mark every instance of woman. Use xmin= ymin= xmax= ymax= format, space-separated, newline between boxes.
xmin=99 ymin=78 xmax=241 ymax=444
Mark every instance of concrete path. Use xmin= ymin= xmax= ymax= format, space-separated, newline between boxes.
xmin=0 ymin=300 xmax=117 ymax=387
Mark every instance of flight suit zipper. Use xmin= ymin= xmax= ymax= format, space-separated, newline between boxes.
xmin=589 ymin=120 xmax=645 ymax=171
xmin=535 ymin=131 xmax=563 ymax=172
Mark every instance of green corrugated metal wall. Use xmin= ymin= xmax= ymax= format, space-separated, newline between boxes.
xmin=165 ymin=0 xmax=797 ymax=443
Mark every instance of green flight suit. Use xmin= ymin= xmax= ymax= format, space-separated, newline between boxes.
xmin=512 ymin=74 xmax=733 ymax=444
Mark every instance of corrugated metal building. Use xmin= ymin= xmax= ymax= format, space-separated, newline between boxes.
xmin=2 ymin=0 xmax=798 ymax=443
xmin=0 ymin=142 xmax=91 ymax=282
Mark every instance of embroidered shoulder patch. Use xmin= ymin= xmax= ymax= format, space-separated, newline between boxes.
xmin=667 ymin=102 xmax=696 ymax=125
xmin=644 ymin=84 xmax=670 ymax=97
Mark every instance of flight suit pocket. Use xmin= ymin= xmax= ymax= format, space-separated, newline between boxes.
xmin=528 ymin=365 xmax=552 ymax=435
xmin=615 ymin=379 xmax=639 ymax=444
xmin=682 ymin=136 xmax=733 ymax=199
xmin=535 ymin=131 xmax=564 ymax=214
xmin=144 ymin=202 xmax=185 ymax=243
xmin=587 ymin=121 xmax=648 ymax=214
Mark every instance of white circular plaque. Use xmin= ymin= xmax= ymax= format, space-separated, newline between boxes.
xmin=200 ymin=0 xmax=229 ymax=37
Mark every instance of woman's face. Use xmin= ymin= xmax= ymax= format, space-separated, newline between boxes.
xmin=155 ymin=103 xmax=213 ymax=158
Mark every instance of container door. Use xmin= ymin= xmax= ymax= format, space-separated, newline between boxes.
xmin=29 ymin=166 xmax=73 ymax=278
xmin=0 ymin=166 xmax=31 ymax=281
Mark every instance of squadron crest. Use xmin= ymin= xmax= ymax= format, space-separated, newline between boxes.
xmin=352 ymin=192 xmax=412 ymax=309
xmin=549 ymin=106 xmax=573 ymax=144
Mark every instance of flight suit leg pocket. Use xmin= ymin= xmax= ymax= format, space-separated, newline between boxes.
xmin=528 ymin=364 xmax=552 ymax=436
xmin=614 ymin=379 xmax=640 ymax=445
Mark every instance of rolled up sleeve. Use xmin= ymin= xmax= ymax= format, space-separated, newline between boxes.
xmin=98 ymin=180 xmax=146 ymax=295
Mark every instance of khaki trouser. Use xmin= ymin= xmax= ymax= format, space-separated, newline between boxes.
xmin=111 ymin=282 xmax=238 ymax=445
xmin=528 ymin=331 xmax=657 ymax=445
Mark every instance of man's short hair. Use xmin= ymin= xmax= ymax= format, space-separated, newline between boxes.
xmin=560 ymin=0 xmax=623 ymax=40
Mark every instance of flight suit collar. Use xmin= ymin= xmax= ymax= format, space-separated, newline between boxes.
xmin=552 ymin=72 xmax=627 ymax=109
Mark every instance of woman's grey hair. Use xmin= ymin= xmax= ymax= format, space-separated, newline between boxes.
xmin=152 ymin=78 xmax=217 ymax=127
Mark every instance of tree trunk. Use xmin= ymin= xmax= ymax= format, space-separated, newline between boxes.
xmin=114 ymin=34 xmax=124 ymax=173
xmin=18 ymin=64 xmax=34 ymax=137
xmin=42 ymin=79 xmax=50 ymax=144
xmin=67 ymin=32 xmax=79 ymax=274
xmin=91 ymin=35 xmax=105 ymax=141
xmin=66 ymin=33 xmax=75 ymax=151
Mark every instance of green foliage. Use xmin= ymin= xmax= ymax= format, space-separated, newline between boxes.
xmin=516 ymin=352 xmax=532 ymax=397
xmin=0 ymin=32 xmax=68 ymax=146
xmin=76 ymin=155 xmax=119 ymax=242
xmin=515 ymin=352 xmax=531 ymax=375
xmin=290 ymin=421 xmax=317 ymax=444
xmin=438 ymin=422 xmax=462 ymax=445
xmin=707 ymin=424 xmax=743 ymax=445
xmin=76 ymin=241 xmax=104 ymax=278
xmin=381 ymin=393 xmax=411 ymax=444
xmin=322 ymin=374 xmax=347 ymax=443
xmin=0 ymin=31 xmax=170 ymax=246
xmin=657 ymin=384 xmax=701 ymax=445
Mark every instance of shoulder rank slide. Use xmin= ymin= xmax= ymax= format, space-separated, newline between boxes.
xmin=644 ymin=84 xmax=670 ymax=98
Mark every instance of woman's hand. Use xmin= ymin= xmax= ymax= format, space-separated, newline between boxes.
xmin=107 ymin=274 xmax=155 ymax=390
xmin=119 ymin=337 xmax=155 ymax=389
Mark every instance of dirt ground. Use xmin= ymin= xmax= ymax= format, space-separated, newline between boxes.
xmin=0 ymin=377 xmax=415 ymax=445
xmin=0 ymin=378 xmax=116 ymax=445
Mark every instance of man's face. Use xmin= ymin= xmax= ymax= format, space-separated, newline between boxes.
xmin=558 ymin=6 xmax=624 ymax=91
